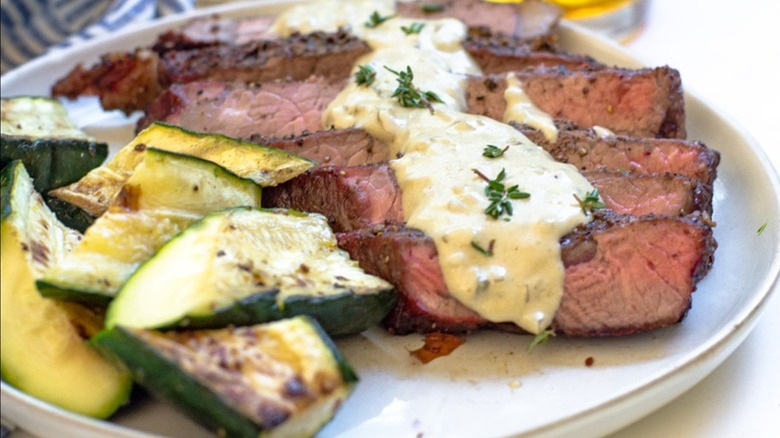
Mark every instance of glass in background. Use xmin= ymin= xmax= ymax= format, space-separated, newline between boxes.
xmin=491 ymin=0 xmax=650 ymax=42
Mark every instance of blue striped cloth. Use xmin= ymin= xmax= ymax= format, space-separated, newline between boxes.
xmin=1 ymin=0 xmax=195 ymax=74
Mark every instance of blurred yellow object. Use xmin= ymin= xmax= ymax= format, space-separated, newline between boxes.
xmin=488 ymin=0 xmax=648 ymax=41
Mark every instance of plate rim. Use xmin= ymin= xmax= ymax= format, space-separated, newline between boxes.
xmin=1 ymin=1 xmax=779 ymax=437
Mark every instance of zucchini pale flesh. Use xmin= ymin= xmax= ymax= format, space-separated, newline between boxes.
xmin=0 ymin=161 xmax=131 ymax=418
xmin=106 ymin=208 xmax=396 ymax=336
xmin=49 ymin=122 xmax=314 ymax=217
xmin=93 ymin=316 xmax=357 ymax=438
xmin=37 ymin=148 xmax=263 ymax=305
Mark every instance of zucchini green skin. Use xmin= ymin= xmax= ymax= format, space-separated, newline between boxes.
xmin=106 ymin=207 xmax=396 ymax=336
xmin=0 ymin=137 xmax=108 ymax=193
xmin=181 ymin=287 xmax=397 ymax=337
xmin=1 ymin=160 xmax=132 ymax=419
xmin=37 ymin=148 xmax=263 ymax=306
xmin=92 ymin=316 xmax=357 ymax=438
xmin=1 ymin=97 xmax=108 ymax=193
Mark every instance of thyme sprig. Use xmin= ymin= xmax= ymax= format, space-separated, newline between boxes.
xmin=574 ymin=189 xmax=606 ymax=215
xmin=483 ymin=144 xmax=509 ymax=158
xmin=401 ymin=22 xmax=425 ymax=35
xmin=471 ymin=239 xmax=495 ymax=257
xmin=527 ymin=329 xmax=556 ymax=352
xmin=420 ymin=3 xmax=445 ymax=13
xmin=365 ymin=11 xmax=394 ymax=28
xmin=472 ymin=168 xmax=530 ymax=220
xmin=383 ymin=65 xmax=443 ymax=113
xmin=757 ymin=221 xmax=768 ymax=235
xmin=354 ymin=64 xmax=376 ymax=86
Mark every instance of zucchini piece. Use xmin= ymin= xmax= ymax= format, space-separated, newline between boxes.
xmin=93 ymin=316 xmax=357 ymax=438
xmin=106 ymin=208 xmax=395 ymax=336
xmin=37 ymin=148 xmax=263 ymax=305
xmin=0 ymin=161 xmax=131 ymax=418
xmin=49 ymin=122 xmax=314 ymax=217
xmin=0 ymin=97 xmax=108 ymax=194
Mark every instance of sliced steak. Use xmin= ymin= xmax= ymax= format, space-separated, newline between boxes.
xmin=397 ymin=0 xmax=562 ymax=39
xmin=52 ymin=30 xmax=369 ymax=114
xmin=251 ymin=128 xmax=391 ymax=167
xmin=159 ymin=29 xmax=368 ymax=85
xmin=152 ymin=15 xmax=276 ymax=52
xmin=51 ymin=49 xmax=162 ymax=115
xmin=584 ymin=170 xmax=713 ymax=217
xmin=467 ymin=66 xmax=686 ymax=139
xmin=521 ymin=127 xmax=720 ymax=185
xmin=263 ymin=163 xmax=404 ymax=232
xmin=336 ymin=211 xmax=715 ymax=336
xmin=463 ymin=28 xmax=600 ymax=74
xmin=137 ymin=78 xmax=346 ymax=137
xmin=264 ymin=162 xmax=711 ymax=233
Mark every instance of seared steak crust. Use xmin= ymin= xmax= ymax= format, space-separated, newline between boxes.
xmin=336 ymin=212 xmax=715 ymax=336
xmin=521 ymin=128 xmax=720 ymax=185
xmin=467 ymin=66 xmax=686 ymax=138
xmin=396 ymin=0 xmax=562 ymax=39
xmin=250 ymin=129 xmax=392 ymax=167
xmin=137 ymin=78 xmax=346 ymax=137
xmin=159 ymin=29 xmax=369 ymax=86
xmin=152 ymin=15 xmax=276 ymax=53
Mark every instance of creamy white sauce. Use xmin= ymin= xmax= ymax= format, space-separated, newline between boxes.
xmin=274 ymin=1 xmax=594 ymax=333
xmin=503 ymin=72 xmax=558 ymax=142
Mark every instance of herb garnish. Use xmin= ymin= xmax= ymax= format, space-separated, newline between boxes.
xmin=574 ymin=189 xmax=606 ymax=215
xmin=354 ymin=64 xmax=376 ymax=86
xmin=365 ymin=11 xmax=394 ymax=28
xmin=401 ymin=22 xmax=425 ymax=35
xmin=757 ymin=221 xmax=768 ymax=235
xmin=483 ymin=144 xmax=509 ymax=158
xmin=473 ymin=168 xmax=530 ymax=220
xmin=383 ymin=65 xmax=443 ymax=113
xmin=471 ymin=239 xmax=495 ymax=257
xmin=420 ymin=3 xmax=445 ymax=13
xmin=526 ymin=329 xmax=555 ymax=351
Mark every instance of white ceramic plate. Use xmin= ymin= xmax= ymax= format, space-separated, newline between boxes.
xmin=2 ymin=1 xmax=779 ymax=437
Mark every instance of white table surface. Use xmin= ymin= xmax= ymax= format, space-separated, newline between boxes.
xmin=4 ymin=1 xmax=779 ymax=437
xmin=607 ymin=0 xmax=780 ymax=436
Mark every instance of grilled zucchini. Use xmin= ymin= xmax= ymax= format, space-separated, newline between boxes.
xmin=106 ymin=208 xmax=395 ymax=336
xmin=0 ymin=161 xmax=131 ymax=418
xmin=37 ymin=148 xmax=263 ymax=305
xmin=49 ymin=122 xmax=314 ymax=218
xmin=1 ymin=97 xmax=108 ymax=231
xmin=93 ymin=316 xmax=357 ymax=437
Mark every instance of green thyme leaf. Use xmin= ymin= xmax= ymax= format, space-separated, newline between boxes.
xmin=526 ymin=329 xmax=555 ymax=352
xmin=365 ymin=11 xmax=394 ymax=28
xmin=401 ymin=22 xmax=425 ymax=35
xmin=420 ymin=3 xmax=445 ymax=13
xmin=757 ymin=221 xmax=768 ymax=235
xmin=473 ymin=168 xmax=530 ymax=220
xmin=575 ymin=189 xmax=606 ymax=215
xmin=483 ymin=144 xmax=509 ymax=158
xmin=354 ymin=64 xmax=376 ymax=86
xmin=383 ymin=65 xmax=443 ymax=113
xmin=471 ymin=239 xmax=495 ymax=257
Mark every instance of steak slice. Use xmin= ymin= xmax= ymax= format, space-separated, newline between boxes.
xmin=250 ymin=129 xmax=392 ymax=167
xmin=264 ymin=163 xmax=712 ymax=233
xmin=467 ymin=66 xmax=686 ymax=139
xmin=521 ymin=127 xmax=720 ymax=185
xmin=396 ymin=0 xmax=562 ymax=39
xmin=263 ymin=163 xmax=404 ymax=232
xmin=336 ymin=211 xmax=716 ymax=336
xmin=463 ymin=28 xmax=600 ymax=74
xmin=159 ymin=29 xmax=369 ymax=86
xmin=137 ymin=78 xmax=346 ymax=137
xmin=152 ymin=15 xmax=276 ymax=52
xmin=52 ymin=30 xmax=369 ymax=114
